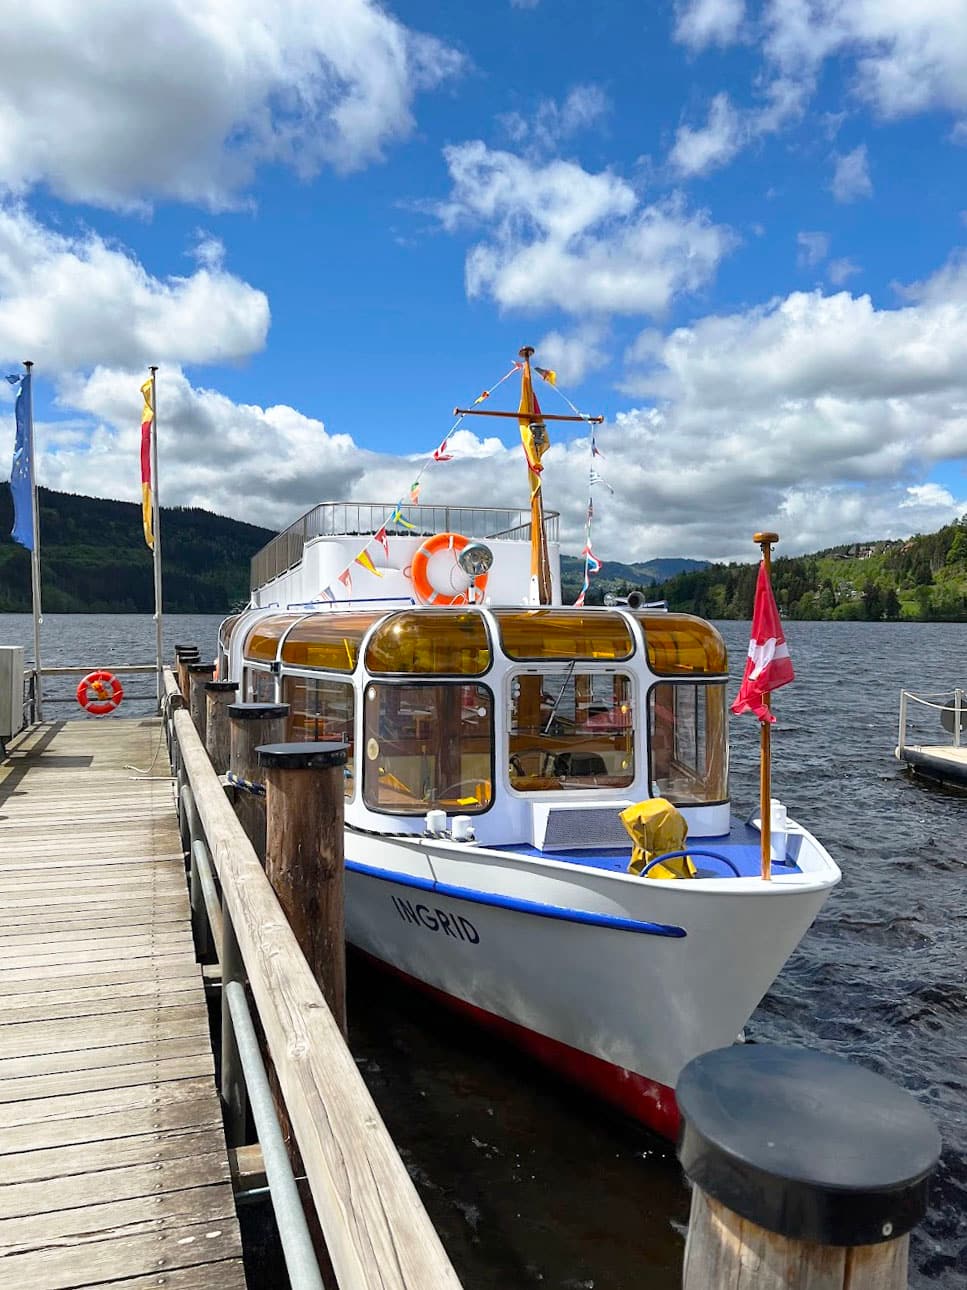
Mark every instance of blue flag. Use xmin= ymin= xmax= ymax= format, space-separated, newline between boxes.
xmin=7 ymin=372 xmax=32 ymax=550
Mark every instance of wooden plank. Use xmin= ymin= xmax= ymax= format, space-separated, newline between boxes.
xmin=0 ymin=871 xmax=185 ymax=895
xmin=0 ymin=1126 xmax=224 ymax=1186
xmin=0 ymin=1033 xmax=212 ymax=1082
xmin=0 ymin=927 xmax=193 ymax=955
xmin=84 ymin=1259 xmax=246 ymax=1290
xmin=0 ymin=1006 xmax=208 ymax=1059
xmin=0 ymin=1211 xmax=243 ymax=1289
xmin=0 ymin=905 xmax=189 ymax=935
xmin=0 ymin=987 xmax=200 ymax=1027
xmin=0 ymin=941 xmax=196 ymax=972
xmin=0 ymin=890 xmax=189 ymax=912
xmin=0 ymin=960 xmax=199 ymax=996
xmin=0 ymin=1186 xmax=238 ymax=1254
xmin=0 ymin=1077 xmax=220 ymax=1143
xmin=0 ymin=1151 xmax=230 ymax=1220
xmin=0 ymin=1051 xmax=214 ymax=1104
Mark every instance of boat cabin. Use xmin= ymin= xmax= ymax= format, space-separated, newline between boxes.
xmin=220 ymin=606 xmax=730 ymax=845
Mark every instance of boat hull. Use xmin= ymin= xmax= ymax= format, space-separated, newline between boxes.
xmin=344 ymin=836 xmax=835 ymax=1139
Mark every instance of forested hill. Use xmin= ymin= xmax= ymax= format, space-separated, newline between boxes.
xmin=0 ymin=483 xmax=275 ymax=613
xmin=646 ymin=521 xmax=967 ymax=622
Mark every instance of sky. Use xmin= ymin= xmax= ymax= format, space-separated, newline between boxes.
xmin=2 ymin=0 xmax=967 ymax=564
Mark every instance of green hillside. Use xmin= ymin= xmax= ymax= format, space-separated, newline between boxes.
xmin=646 ymin=522 xmax=967 ymax=621
xmin=560 ymin=554 xmax=709 ymax=604
xmin=0 ymin=483 xmax=275 ymax=613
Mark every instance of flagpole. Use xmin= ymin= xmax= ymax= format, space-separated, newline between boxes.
xmin=23 ymin=361 xmax=43 ymax=722
xmin=149 ymin=366 xmax=163 ymax=710
xmin=754 ymin=530 xmax=779 ymax=882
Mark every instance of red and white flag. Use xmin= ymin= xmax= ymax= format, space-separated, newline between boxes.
xmin=731 ymin=562 xmax=794 ymax=723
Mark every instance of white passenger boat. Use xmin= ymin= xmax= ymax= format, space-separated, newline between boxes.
xmin=220 ymin=356 xmax=840 ymax=1139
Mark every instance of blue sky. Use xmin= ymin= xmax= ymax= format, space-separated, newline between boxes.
xmin=2 ymin=0 xmax=967 ymax=561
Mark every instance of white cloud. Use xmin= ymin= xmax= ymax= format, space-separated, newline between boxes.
xmin=830 ymin=145 xmax=873 ymax=202
xmin=669 ymin=93 xmax=743 ymax=177
xmin=438 ymin=142 xmax=733 ymax=316
xmin=0 ymin=206 xmax=268 ymax=371
xmin=797 ymin=230 xmax=829 ymax=267
xmin=827 ymin=257 xmax=860 ymax=285
xmin=534 ymin=324 xmax=610 ymax=385
xmin=0 ymin=0 xmax=463 ymax=209
xmin=902 ymin=483 xmax=955 ymax=509
xmin=673 ymin=0 xmax=745 ymax=50
xmin=501 ymin=85 xmax=610 ymax=153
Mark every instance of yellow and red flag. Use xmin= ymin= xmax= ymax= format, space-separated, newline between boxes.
xmin=354 ymin=548 xmax=382 ymax=577
xmin=140 ymin=378 xmax=154 ymax=550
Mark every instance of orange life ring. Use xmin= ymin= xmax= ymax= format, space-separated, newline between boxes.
xmin=410 ymin=532 xmax=489 ymax=606
xmin=77 ymin=670 xmax=124 ymax=715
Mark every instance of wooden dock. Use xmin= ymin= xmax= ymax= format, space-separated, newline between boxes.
xmin=0 ymin=717 xmax=246 ymax=1290
xmin=896 ymin=742 xmax=967 ymax=787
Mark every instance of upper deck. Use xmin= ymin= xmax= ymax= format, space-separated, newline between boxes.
xmin=250 ymin=502 xmax=561 ymax=594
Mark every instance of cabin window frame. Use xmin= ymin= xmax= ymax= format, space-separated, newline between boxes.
xmin=505 ymin=664 xmax=637 ymax=796
xmin=645 ymin=677 xmax=729 ymax=807
xmin=364 ymin=608 xmax=495 ymax=680
xmin=281 ymin=670 xmax=356 ymax=801
xmin=243 ymin=664 xmax=278 ymax=703
xmin=361 ymin=679 xmax=496 ymax=817
xmin=493 ymin=608 xmax=637 ymax=664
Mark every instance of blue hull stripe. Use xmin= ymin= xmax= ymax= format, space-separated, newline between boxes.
xmin=345 ymin=858 xmax=686 ymax=938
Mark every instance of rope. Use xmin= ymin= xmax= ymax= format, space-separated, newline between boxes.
xmin=227 ymin=772 xmax=266 ymax=797
xmin=904 ymin=692 xmax=966 ymax=711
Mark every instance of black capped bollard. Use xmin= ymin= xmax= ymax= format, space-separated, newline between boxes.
xmin=175 ymin=646 xmax=200 ymax=698
xmin=227 ymin=702 xmax=288 ymax=861
xmin=204 ymin=680 xmax=237 ymax=775
xmin=677 ymin=1044 xmax=941 ymax=1289
xmin=187 ymin=662 xmax=216 ymax=742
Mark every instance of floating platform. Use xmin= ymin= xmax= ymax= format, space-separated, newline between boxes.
xmin=895 ymin=743 xmax=967 ymax=788
xmin=0 ymin=718 xmax=246 ymax=1289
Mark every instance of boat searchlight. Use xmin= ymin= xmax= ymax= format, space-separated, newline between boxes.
xmin=458 ymin=541 xmax=494 ymax=602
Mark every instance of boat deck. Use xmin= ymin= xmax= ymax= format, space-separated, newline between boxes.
xmin=499 ymin=818 xmax=804 ymax=876
xmin=0 ymin=718 xmax=246 ymax=1290
xmin=896 ymin=743 xmax=967 ymax=788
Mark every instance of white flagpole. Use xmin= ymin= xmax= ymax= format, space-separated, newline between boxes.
xmin=24 ymin=361 xmax=43 ymax=722
xmin=149 ymin=366 xmax=164 ymax=710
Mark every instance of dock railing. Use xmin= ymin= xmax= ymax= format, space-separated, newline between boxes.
xmin=897 ymin=687 xmax=966 ymax=753
xmin=162 ymin=669 xmax=462 ymax=1290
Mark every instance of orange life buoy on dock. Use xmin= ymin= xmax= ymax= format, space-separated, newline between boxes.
xmin=410 ymin=532 xmax=489 ymax=606
xmin=77 ymin=670 xmax=124 ymax=716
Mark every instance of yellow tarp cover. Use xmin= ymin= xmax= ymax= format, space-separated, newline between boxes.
xmin=620 ymin=798 xmax=695 ymax=879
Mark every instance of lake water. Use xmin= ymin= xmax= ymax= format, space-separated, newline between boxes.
xmin=1 ymin=613 xmax=964 ymax=1287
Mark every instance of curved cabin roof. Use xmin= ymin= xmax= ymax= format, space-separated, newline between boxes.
xmin=241 ymin=607 xmax=727 ymax=677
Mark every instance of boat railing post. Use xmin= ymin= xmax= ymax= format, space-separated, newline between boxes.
xmin=678 ymin=1044 xmax=940 ymax=1290
xmin=221 ymin=901 xmax=248 ymax=1147
xmin=956 ymin=688 xmax=963 ymax=749
xmin=180 ymin=783 xmax=209 ymax=959
xmin=898 ymin=689 xmax=908 ymax=752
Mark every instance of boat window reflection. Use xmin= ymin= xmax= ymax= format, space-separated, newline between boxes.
xmin=363 ymin=683 xmax=493 ymax=815
xmin=281 ymin=612 xmax=381 ymax=672
xmin=508 ymin=671 xmax=634 ymax=792
xmin=283 ymin=676 xmax=355 ymax=798
xmin=366 ymin=611 xmax=490 ymax=675
xmin=649 ymin=682 xmax=727 ymax=803
xmin=494 ymin=610 xmax=634 ymax=662
xmin=243 ymin=614 xmax=304 ymax=663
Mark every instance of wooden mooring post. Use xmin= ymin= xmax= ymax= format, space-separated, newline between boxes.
xmin=175 ymin=644 xmax=200 ymax=697
xmin=677 ymin=1044 xmax=941 ymax=1290
xmin=206 ymin=679 xmax=238 ymax=774
xmin=228 ymin=701 xmax=288 ymax=860
xmin=257 ymin=742 xmax=348 ymax=1037
xmin=188 ymin=661 xmax=216 ymax=742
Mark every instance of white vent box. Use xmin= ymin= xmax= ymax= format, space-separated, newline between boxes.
xmin=530 ymin=800 xmax=634 ymax=852
xmin=0 ymin=646 xmax=25 ymax=741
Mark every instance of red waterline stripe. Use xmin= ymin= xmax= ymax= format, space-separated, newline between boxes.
xmin=357 ymin=950 xmax=680 ymax=1141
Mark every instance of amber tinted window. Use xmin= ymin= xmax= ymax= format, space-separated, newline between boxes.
xmin=637 ymin=614 xmax=727 ymax=676
xmin=282 ymin=613 xmax=381 ymax=672
xmin=495 ymin=610 xmax=634 ymax=661
xmin=283 ymin=676 xmax=355 ymax=798
xmin=244 ymin=614 xmax=303 ymax=663
xmin=366 ymin=611 xmax=490 ymax=675
xmin=649 ymin=681 xmax=728 ymax=803
xmin=363 ymin=683 xmax=493 ymax=814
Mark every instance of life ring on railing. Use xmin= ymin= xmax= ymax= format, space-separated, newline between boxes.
xmin=77 ymin=670 xmax=124 ymax=716
xmin=409 ymin=532 xmax=489 ymax=606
